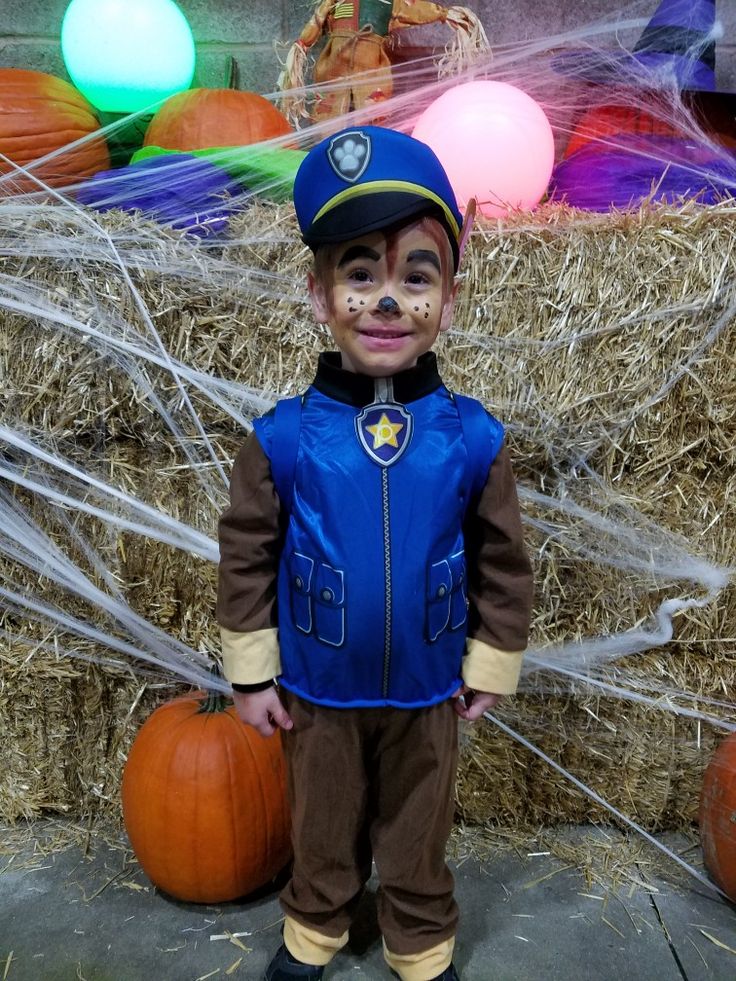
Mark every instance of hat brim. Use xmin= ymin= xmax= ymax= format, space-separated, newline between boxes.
xmin=302 ymin=191 xmax=461 ymax=269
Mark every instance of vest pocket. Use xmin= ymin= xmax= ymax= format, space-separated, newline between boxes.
xmin=288 ymin=551 xmax=346 ymax=647
xmin=313 ymin=562 xmax=345 ymax=647
xmin=427 ymin=550 xmax=467 ymax=642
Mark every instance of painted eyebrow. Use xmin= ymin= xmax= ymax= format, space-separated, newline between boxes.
xmin=337 ymin=245 xmax=381 ymax=267
xmin=406 ymin=249 xmax=441 ymax=272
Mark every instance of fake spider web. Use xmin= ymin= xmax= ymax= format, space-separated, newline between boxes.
xmin=0 ymin=3 xmax=734 ymax=892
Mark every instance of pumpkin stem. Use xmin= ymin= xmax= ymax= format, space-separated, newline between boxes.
xmin=199 ymin=664 xmax=230 ymax=714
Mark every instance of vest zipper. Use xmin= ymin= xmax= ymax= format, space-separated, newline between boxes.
xmin=374 ymin=376 xmax=394 ymax=699
xmin=381 ymin=465 xmax=391 ymax=698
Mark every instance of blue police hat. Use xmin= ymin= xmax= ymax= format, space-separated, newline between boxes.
xmin=294 ymin=126 xmax=464 ymax=269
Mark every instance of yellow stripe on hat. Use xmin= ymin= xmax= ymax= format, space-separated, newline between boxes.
xmin=313 ymin=180 xmax=460 ymax=241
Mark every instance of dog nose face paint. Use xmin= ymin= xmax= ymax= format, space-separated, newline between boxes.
xmin=377 ymin=296 xmax=400 ymax=314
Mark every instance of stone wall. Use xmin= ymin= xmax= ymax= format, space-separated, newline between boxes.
xmin=1 ymin=1 xmax=734 ymax=95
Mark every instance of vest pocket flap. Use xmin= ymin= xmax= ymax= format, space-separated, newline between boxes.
xmin=289 ymin=552 xmax=314 ymax=595
xmin=429 ymin=558 xmax=451 ymax=600
xmin=315 ymin=562 xmax=345 ymax=606
xmin=427 ymin=558 xmax=451 ymax=642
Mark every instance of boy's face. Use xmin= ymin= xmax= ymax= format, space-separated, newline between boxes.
xmin=307 ymin=218 xmax=458 ymax=377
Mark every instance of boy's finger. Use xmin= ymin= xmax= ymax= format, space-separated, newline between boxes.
xmin=451 ymin=699 xmax=469 ymax=720
xmin=463 ymin=704 xmax=485 ymax=722
xmin=269 ymin=705 xmax=294 ymax=731
xmin=254 ymin=718 xmax=277 ymax=738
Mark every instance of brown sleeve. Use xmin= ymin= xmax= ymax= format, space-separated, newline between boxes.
xmin=216 ymin=434 xmax=282 ymax=685
xmin=462 ymin=443 xmax=534 ymax=695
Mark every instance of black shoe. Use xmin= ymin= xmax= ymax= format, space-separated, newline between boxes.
xmin=264 ymin=943 xmax=325 ymax=980
xmin=430 ymin=964 xmax=460 ymax=981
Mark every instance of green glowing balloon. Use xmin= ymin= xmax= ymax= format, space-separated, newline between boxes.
xmin=61 ymin=0 xmax=196 ymax=114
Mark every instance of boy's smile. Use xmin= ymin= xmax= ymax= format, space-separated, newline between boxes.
xmin=308 ymin=220 xmax=458 ymax=378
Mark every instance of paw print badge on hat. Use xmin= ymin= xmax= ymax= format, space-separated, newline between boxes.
xmin=327 ymin=130 xmax=372 ymax=182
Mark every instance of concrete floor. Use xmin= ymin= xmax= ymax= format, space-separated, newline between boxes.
xmin=1 ymin=822 xmax=735 ymax=980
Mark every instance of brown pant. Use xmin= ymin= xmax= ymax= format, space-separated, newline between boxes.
xmin=279 ymin=690 xmax=459 ymax=957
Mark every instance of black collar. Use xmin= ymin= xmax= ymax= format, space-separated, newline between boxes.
xmin=311 ymin=352 xmax=444 ymax=407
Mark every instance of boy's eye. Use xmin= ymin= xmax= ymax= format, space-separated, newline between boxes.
xmin=406 ymin=272 xmax=430 ymax=285
xmin=348 ymin=268 xmax=372 ymax=283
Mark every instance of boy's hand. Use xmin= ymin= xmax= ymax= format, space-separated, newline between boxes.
xmin=231 ymin=687 xmax=293 ymax=738
xmin=451 ymin=684 xmax=502 ymax=722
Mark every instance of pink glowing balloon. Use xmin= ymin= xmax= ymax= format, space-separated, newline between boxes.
xmin=412 ymin=81 xmax=555 ymax=218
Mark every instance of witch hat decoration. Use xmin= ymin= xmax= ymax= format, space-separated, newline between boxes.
xmin=553 ymin=0 xmax=722 ymax=93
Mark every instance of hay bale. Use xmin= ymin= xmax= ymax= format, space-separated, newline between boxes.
xmin=0 ymin=630 xmax=175 ymax=822
xmin=3 ymin=201 xmax=735 ymax=461
xmin=456 ymin=636 xmax=732 ymax=833
xmin=0 ymin=199 xmax=733 ymax=828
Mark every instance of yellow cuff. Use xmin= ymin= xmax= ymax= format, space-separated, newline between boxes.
xmin=383 ymin=937 xmax=455 ymax=981
xmin=462 ymin=638 xmax=524 ymax=695
xmin=220 ymin=626 xmax=280 ymax=685
xmin=283 ymin=916 xmax=348 ymax=967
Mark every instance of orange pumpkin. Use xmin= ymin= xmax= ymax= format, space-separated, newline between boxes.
xmin=564 ymin=102 xmax=683 ymax=159
xmin=699 ymin=732 xmax=736 ymax=902
xmin=122 ymin=688 xmax=291 ymax=903
xmin=144 ymin=88 xmax=293 ymax=151
xmin=0 ymin=68 xmax=109 ymax=192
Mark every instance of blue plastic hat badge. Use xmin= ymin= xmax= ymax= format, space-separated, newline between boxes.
xmin=356 ymin=403 xmax=413 ymax=467
xmin=327 ymin=130 xmax=372 ymax=182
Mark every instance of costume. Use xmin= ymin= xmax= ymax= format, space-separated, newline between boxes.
xmin=217 ymin=352 xmax=533 ymax=977
xmin=220 ymin=122 xmax=531 ymax=981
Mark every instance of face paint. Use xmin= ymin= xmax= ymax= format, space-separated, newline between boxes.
xmin=307 ymin=219 xmax=459 ymax=377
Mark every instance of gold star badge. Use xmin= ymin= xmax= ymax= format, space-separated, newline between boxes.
xmin=367 ymin=413 xmax=404 ymax=450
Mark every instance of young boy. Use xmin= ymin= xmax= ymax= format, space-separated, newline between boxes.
xmin=217 ymin=126 xmax=533 ymax=981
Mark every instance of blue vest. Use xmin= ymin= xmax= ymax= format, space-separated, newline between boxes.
xmin=253 ymin=382 xmax=503 ymax=708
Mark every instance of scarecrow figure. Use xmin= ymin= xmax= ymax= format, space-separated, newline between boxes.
xmin=277 ymin=0 xmax=489 ymax=127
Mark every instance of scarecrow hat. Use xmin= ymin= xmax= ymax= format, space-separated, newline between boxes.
xmin=554 ymin=0 xmax=722 ymax=93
